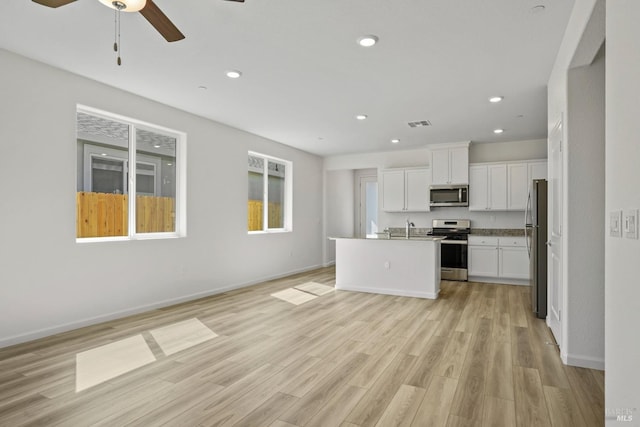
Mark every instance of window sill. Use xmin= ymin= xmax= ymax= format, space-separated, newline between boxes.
xmin=76 ymin=233 xmax=183 ymax=243
xmin=248 ymin=229 xmax=292 ymax=235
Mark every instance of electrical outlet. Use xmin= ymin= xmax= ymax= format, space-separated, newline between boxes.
xmin=623 ymin=209 xmax=639 ymax=239
xmin=384 ymin=261 xmax=390 ymax=270
xmin=610 ymin=210 xmax=622 ymax=238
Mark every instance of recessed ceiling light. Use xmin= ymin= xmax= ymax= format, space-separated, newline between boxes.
xmin=531 ymin=5 xmax=546 ymax=14
xmin=101 ymin=153 xmax=108 ymax=156
xmin=153 ymin=144 xmax=161 ymax=148
xmin=167 ymin=163 xmax=172 ymax=166
xmin=391 ymin=139 xmax=400 ymax=144
xmin=493 ymin=128 xmax=504 ymax=134
xmin=489 ymin=96 xmax=504 ymax=103
xmin=356 ymin=114 xmax=368 ymax=120
xmin=226 ymin=70 xmax=242 ymax=79
xmin=357 ymin=35 xmax=379 ymax=47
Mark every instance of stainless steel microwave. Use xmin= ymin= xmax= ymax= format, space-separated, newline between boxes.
xmin=430 ymin=185 xmax=469 ymax=207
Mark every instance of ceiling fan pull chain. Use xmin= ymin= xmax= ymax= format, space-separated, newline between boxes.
xmin=113 ymin=7 xmax=118 ymax=52
xmin=116 ymin=7 xmax=122 ymax=66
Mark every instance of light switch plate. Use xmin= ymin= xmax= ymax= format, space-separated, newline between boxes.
xmin=623 ymin=209 xmax=639 ymax=239
xmin=610 ymin=210 xmax=622 ymax=237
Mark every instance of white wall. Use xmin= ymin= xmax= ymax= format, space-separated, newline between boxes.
xmin=469 ymin=139 xmax=547 ymax=163
xmin=324 ymin=170 xmax=355 ymax=264
xmin=0 ymin=49 xmax=324 ymax=347
xmin=606 ymin=1 xmax=640 ymax=422
xmin=566 ymin=45 xmax=605 ymax=367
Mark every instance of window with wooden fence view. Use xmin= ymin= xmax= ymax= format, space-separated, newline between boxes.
xmin=76 ymin=110 xmax=179 ymax=238
xmin=248 ymin=154 xmax=287 ymax=231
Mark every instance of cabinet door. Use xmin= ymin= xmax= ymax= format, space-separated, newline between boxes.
xmin=431 ymin=149 xmax=451 ymax=185
xmin=507 ymin=163 xmax=528 ymax=210
xmin=488 ymin=164 xmax=507 ymax=210
xmin=381 ymin=169 xmax=405 ymax=211
xmin=468 ymin=246 xmax=499 ymax=277
xmin=528 ymin=161 xmax=547 ymax=182
xmin=449 ymin=147 xmax=469 ymax=184
xmin=405 ymin=168 xmax=430 ymax=211
xmin=499 ymin=246 xmax=530 ymax=279
xmin=468 ymin=165 xmax=488 ymax=211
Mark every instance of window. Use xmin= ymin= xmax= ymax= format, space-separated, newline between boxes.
xmin=248 ymin=152 xmax=292 ymax=232
xmin=76 ymin=106 xmax=186 ymax=241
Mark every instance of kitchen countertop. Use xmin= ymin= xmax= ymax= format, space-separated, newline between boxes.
xmin=329 ymin=236 xmax=445 ymax=241
xmin=470 ymin=228 xmax=526 ymax=237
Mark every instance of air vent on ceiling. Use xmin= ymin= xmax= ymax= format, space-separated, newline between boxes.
xmin=407 ymin=120 xmax=432 ymax=128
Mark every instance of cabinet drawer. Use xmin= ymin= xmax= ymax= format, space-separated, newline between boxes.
xmin=468 ymin=236 xmax=499 ymax=246
xmin=498 ymin=237 xmax=527 ymax=247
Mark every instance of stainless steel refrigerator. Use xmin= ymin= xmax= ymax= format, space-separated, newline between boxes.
xmin=525 ymin=179 xmax=548 ymax=319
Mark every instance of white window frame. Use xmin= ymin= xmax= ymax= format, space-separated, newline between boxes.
xmin=76 ymin=105 xmax=187 ymax=243
xmin=248 ymin=151 xmax=293 ymax=234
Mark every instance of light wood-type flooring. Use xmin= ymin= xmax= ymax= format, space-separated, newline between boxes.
xmin=0 ymin=267 xmax=604 ymax=426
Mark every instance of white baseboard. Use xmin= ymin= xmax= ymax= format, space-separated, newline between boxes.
xmin=0 ymin=264 xmax=323 ymax=349
xmin=323 ymin=260 xmax=336 ymax=267
xmin=564 ymin=352 xmax=605 ymax=370
xmin=336 ymin=284 xmax=439 ymax=300
xmin=468 ymin=276 xmax=529 ymax=286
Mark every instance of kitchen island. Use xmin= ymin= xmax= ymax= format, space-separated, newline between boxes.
xmin=330 ymin=236 xmax=443 ymax=299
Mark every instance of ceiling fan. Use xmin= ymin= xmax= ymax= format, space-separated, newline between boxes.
xmin=32 ymin=0 xmax=245 ymax=43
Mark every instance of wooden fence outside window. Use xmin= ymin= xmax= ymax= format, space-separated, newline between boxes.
xmin=76 ymin=192 xmax=175 ymax=238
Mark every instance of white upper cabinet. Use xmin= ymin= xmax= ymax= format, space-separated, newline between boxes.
xmin=381 ymin=167 xmax=430 ymax=212
xmin=405 ymin=168 xmax=430 ymax=211
xmin=430 ymin=143 xmax=469 ymax=185
xmin=507 ymin=163 xmax=528 ymax=210
xmin=469 ymin=164 xmax=506 ymax=210
xmin=470 ymin=159 xmax=547 ymax=211
xmin=381 ymin=169 xmax=405 ymax=211
xmin=449 ymin=147 xmax=469 ymax=184
xmin=528 ymin=161 xmax=547 ymax=182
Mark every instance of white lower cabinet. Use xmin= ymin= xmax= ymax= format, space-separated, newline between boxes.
xmin=468 ymin=236 xmax=529 ymax=282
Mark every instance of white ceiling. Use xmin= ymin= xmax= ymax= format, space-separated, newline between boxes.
xmin=0 ymin=0 xmax=575 ymax=156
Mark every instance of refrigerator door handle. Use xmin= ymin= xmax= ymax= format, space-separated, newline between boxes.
xmin=525 ymin=191 xmax=532 ymax=258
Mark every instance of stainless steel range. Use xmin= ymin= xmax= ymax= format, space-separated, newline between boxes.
xmin=428 ymin=219 xmax=470 ymax=281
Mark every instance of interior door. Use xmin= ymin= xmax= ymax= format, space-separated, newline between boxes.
xmin=548 ymin=119 xmax=563 ymax=345
xmin=359 ymin=175 xmax=378 ymax=238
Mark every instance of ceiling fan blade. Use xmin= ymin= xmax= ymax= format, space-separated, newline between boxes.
xmin=139 ymin=0 xmax=185 ymax=42
xmin=32 ymin=0 xmax=77 ymax=7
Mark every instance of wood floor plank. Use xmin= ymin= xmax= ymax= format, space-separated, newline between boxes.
xmin=482 ymin=396 xmax=516 ymax=427
xmin=279 ymin=352 xmax=369 ymax=426
xmin=509 ymin=288 xmax=528 ymax=328
xmin=433 ymin=331 xmax=473 ymax=379
xmin=345 ymin=353 xmax=418 ymax=427
xmin=411 ymin=375 xmax=458 ymax=427
xmin=484 ymin=340 xmax=514 ymax=401
xmin=305 ymin=385 xmax=368 ymax=427
xmin=563 ymin=366 xmax=603 ymax=426
xmin=543 ymin=385 xmax=587 ymax=427
xmin=374 ymin=384 xmax=426 ymax=427
xmin=513 ymin=366 xmax=551 ymax=427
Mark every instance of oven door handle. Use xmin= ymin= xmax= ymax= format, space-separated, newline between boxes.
xmin=440 ymin=240 xmax=468 ymax=245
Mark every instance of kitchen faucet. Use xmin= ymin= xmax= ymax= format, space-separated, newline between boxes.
xmin=405 ymin=219 xmax=415 ymax=239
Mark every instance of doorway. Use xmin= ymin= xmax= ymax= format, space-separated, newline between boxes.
xmin=358 ymin=175 xmax=378 ymax=238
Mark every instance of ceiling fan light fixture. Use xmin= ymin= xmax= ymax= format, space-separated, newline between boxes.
xmin=357 ymin=35 xmax=379 ymax=47
xmin=99 ymin=0 xmax=147 ymax=12
xmin=226 ymin=70 xmax=242 ymax=79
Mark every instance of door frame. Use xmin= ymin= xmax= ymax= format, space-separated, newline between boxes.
xmin=356 ymin=173 xmax=378 ymax=238
xmin=548 ymin=118 xmax=564 ymax=353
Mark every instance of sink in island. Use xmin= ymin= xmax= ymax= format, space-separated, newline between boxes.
xmin=329 ymin=236 xmax=443 ymax=299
